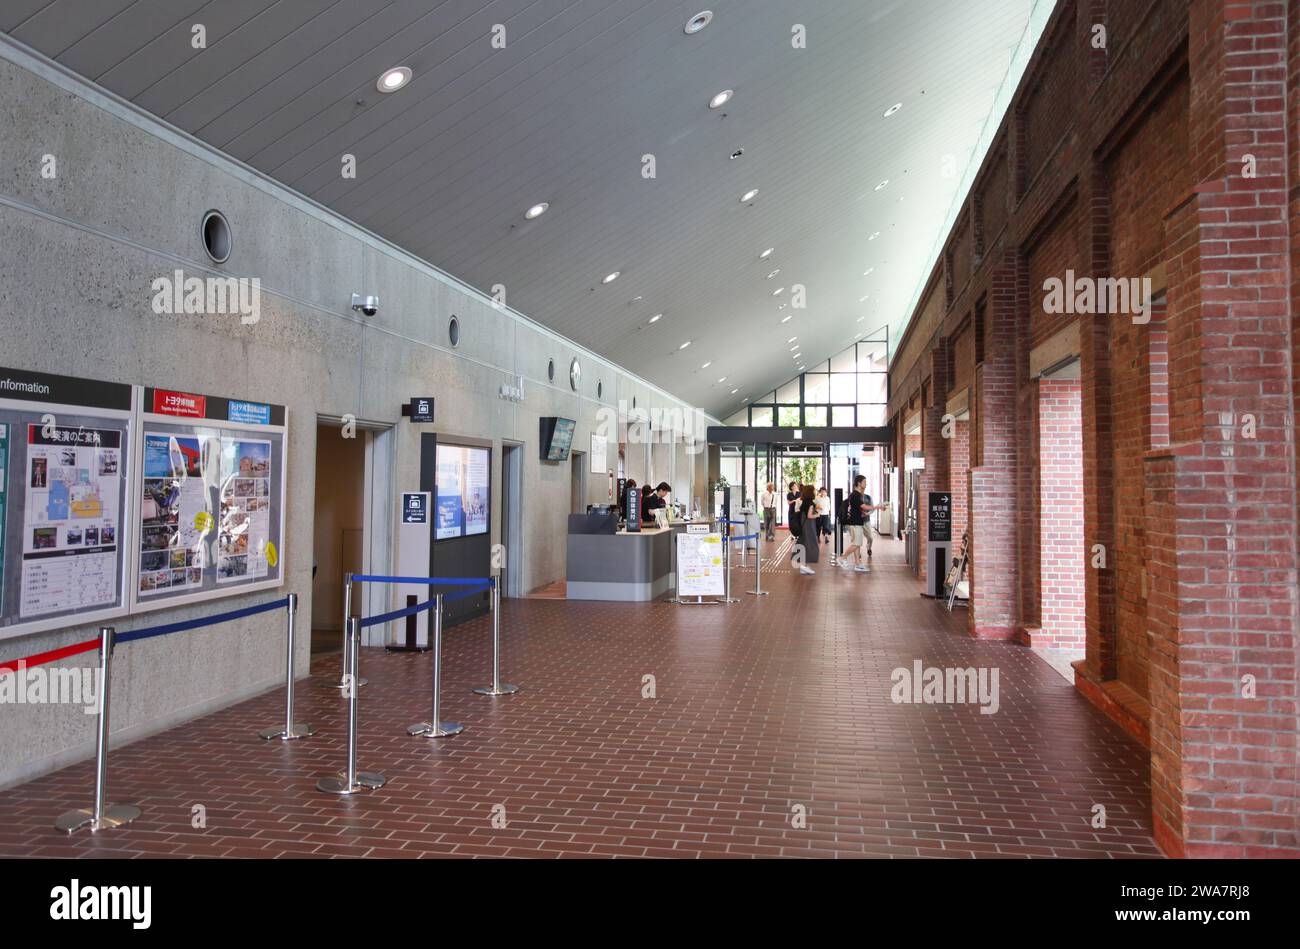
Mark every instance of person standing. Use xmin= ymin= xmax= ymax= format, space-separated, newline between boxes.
xmin=759 ymin=482 xmax=777 ymax=541
xmin=786 ymin=481 xmax=799 ymax=537
xmin=815 ymin=487 xmax=832 ymax=543
xmin=794 ymin=484 xmax=819 ymax=574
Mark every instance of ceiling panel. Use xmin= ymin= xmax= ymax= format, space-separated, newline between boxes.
xmin=2 ymin=0 xmax=1049 ymax=417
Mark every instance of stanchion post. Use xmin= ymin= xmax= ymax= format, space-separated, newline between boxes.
xmin=333 ymin=574 xmax=366 ymax=691
xmin=718 ymin=534 xmax=741 ymax=603
xmin=317 ymin=618 xmax=385 ymax=794
xmin=260 ymin=593 xmax=315 ymax=740
xmin=408 ymin=595 xmax=464 ymax=737
xmin=667 ymin=529 xmax=679 ymax=604
xmin=748 ymin=535 xmax=769 ymax=596
xmin=55 ymin=628 xmax=141 ymax=832
xmin=473 ymin=579 xmax=519 ymax=696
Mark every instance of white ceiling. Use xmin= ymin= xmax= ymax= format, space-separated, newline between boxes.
xmin=1 ymin=0 xmax=1048 ymax=417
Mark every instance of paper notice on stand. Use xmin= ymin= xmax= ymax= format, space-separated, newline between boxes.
xmin=676 ymin=532 xmax=724 ymax=597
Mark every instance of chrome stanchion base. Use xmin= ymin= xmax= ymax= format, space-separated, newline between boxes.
xmin=406 ymin=721 xmax=464 ymax=738
xmin=331 ymin=677 xmax=367 ymax=691
xmin=259 ymin=723 xmax=316 ymax=740
xmin=55 ymin=804 xmax=141 ymax=833
xmin=472 ymin=684 xmax=519 ymax=696
xmin=316 ymin=772 xmax=386 ymax=794
xmin=747 ymin=589 xmax=770 ymax=596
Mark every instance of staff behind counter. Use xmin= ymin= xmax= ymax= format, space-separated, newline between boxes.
xmin=641 ymin=482 xmax=671 ymax=522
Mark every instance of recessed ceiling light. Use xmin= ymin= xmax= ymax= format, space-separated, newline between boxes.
xmin=731 ymin=388 xmax=739 ymax=395
xmin=648 ymin=313 xmax=662 ymax=323
xmin=524 ymin=202 xmax=549 ymax=220
xmin=701 ymin=361 xmax=712 ymax=369
xmin=377 ymin=67 xmax=412 ymax=92
xmin=787 ymin=336 xmax=797 ymax=343
xmin=741 ymin=189 xmax=759 ymax=203
xmin=863 ymin=267 xmax=874 ymax=276
xmin=759 ymin=247 xmax=774 ymax=259
xmin=868 ymin=232 xmax=879 ymax=241
xmin=772 ymin=287 xmax=784 ymax=296
xmin=855 ymin=332 xmax=864 ymax=339
xmin=856 ymin=316 xmax=865 ymax=322
xmin=797 ymin=365 xmax=805 ymax=371
xmin=717 ymin=376 xmax=727 ymax=383
xmin=766 ymin=269 xmax=780 ymax=279
xmin=685 ymin=10 xmax=713 ymax=34
xmin=679 ymin=340 xmax=692 ymax=350
xmin=874 ymin=180 xmax=889 ymax=191
xmin=859 ymin=295 xmax=869 ymax=303
xmin=709 ymin=89 xmax=733 ymax=109
xmin=742 ymin=397 xmax=750 ymax=403
xmin=883 ymin=102 xmax=902 ymax=117
xmin=601 ymin=271 xmax=620 ymax=284
xmin=781 ymin=315 xmax=792 ymax=323
xmin=777 ymin=304 xmax=787 ymax=310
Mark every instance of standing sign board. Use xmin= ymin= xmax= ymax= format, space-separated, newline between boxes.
xmin=925 ymin=491 xmax=952 ymax=598
xmin=395 ymin=491 xmax=432 ymax=648
xmin=676 ymin=532 xmax=724 ymax=597
xmin=0 ymin=366 xmax=135 ymax=641
xmin=129 ymin=387 xmax=286 ymax=613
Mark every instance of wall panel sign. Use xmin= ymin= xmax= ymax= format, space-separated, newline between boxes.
xmin=405 ymin=397 xmax=435 ymax=423
xmin=928 ymin=492 xmax=952 ymax=543
xmin=434 ymin=443 xmax=490 ymax=540
xmin=0 ymin=366 xmax=134 ymax=642
xmin=131 ymin=387 xmax=287 ymax=614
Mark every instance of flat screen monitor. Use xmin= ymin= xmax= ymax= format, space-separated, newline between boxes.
xmin=435 ymin=443 xmax=490 ymax=540
xmin=540 ymin=417 xmax=576 ymax=461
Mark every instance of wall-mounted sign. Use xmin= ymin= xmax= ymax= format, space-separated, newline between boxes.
xmin=402 ymin=492 xmax=427 ymax=524
xmin=406 ymin=397 xmax=435 ymax=423
xmin=590 ymin=433 xmax=607 ymax=474
xmin=499 ymin=373 xmax=524 ymax=402
xmin=928 ymin=491 xmax=952 ymax=543
xmin=153 ymin=389 xmax=206 ymax=418
xmin=228 ymin=400 xmax=271 ymax=425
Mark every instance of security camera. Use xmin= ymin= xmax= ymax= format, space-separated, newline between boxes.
xmin=351 ymin=293 xmax=379 ymax=317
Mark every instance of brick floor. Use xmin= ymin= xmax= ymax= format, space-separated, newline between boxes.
xmin=0 ymin=540 xmax=1160 ymax=858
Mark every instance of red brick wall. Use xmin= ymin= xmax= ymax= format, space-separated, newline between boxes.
xmin=1036 ymin=379 xmax=1085 ymax=649
xmin=883 ymin=0 xmax=1299 ymax=855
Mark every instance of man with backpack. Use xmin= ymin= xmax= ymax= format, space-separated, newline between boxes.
xmin=840 ymin=474 xmax=880 ymax=573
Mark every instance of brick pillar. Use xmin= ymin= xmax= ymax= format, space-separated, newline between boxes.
xmin=1144 ymin=0 xmax=1300 ymax=858
xmin=918 ymin=342 xmax=952 ymax=589
xmin=1035 ymin=378 xmax=1085 ymax=650
xmin=1079 ymin=160 xmax=1118 ymax=681
xmin=967 ymin=251 xmax=1022 ymax=639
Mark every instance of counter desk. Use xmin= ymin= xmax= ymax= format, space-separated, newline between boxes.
xmin=566 ymin=520 xmax=708 ymax=601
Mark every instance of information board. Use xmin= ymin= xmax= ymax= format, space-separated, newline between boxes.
xmin=435 ymin=443 xmax=490 ymax=540
xmin=928 ymin=491 xmax=952 ymax=543
xmin=129 ymin=387 xmax=286 ymax=613
xmin=0 ymin=366 xmax=134 ymax=642
xmin=676 ymin=532 xmax=724 ymax=597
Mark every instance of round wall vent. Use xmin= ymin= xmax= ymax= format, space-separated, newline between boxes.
xmin=448 ymin=315 xmax=460 ymax=347
xmin=201 ymin=210 xmax=231 ymax=264
xmin=547 ymin=358 xmax=555 ymax=382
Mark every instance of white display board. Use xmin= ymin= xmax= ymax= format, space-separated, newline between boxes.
xmin=590 ymin=433 xmax=607 ymax=474
xmin=676 ymin=532 xmax=724 ymax=597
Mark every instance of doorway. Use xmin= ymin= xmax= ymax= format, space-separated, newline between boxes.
xmin=501 ymin=441 xmax=524 ymax=598
xmin=1036 ymin=364 xmax=1085 ymax=652
xmin=570 ymin=451 xmax=587 ymax=514
xmin=310 ymin=419 xmax=395 ymax=654
xmin=311 ymin=422 xmax=366 ymax=655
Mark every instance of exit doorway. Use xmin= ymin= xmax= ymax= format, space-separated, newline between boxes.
xmin=310 ymin=419 xmax=395 ymax=654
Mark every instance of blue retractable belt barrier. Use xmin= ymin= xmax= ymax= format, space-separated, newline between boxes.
xmin=725 ymin=518 xmax=747 ymax=524
xmin=351 ymin=573 xmax=493 ymax=586
xmin=359 ymin=583 xmax=491 ymax=629
xmin=723 ymin=532 xmax=759 ymax=544
xmin=116 ymin=596 xmax=290 ymax=645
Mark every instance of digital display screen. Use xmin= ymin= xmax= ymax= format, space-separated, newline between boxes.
xmin=435 ymin=444 xmax=490 ymax=540
xmin=544 ymin=417 xmax=576 ymax=461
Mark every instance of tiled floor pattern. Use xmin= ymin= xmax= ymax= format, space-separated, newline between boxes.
xmin=0 ymin=540 xmax=1160 ymax=858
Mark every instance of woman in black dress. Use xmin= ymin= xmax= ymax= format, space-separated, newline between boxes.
xmin=786 ymin=481 xmax=799 ymax=537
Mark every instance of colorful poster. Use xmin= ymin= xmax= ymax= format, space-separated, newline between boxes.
xmin=19 ymin=424 xmax=122 ymax=617
xmin=0 ymin=423 xmax=7 ymax=614
xmin=435 ymin=444 xmax=490 ymax=539
xmin=675 ymin=532 xmax=724 ymax=598
xmin=216 ymin=438 xmax=272 ymax=583
xmin=463 ymin=448 xmax=489 ymax=537
xmin=137 ymin=433 xmax=210 ymax=596
xmin=435 ymin=445 xmax=463 ymax=540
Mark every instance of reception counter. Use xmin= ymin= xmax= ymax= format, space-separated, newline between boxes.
xmin=566 ymin=523 xmax=712 ymax=601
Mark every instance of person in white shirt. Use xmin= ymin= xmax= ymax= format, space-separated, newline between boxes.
xmin=814 ymin=487 xmax=832 ymax=543
xmin=759 ymin=483 xmax=777 ymax=541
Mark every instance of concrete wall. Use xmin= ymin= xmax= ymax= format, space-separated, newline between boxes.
xmin=0 ymin=47 xmax=714 ymax=788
